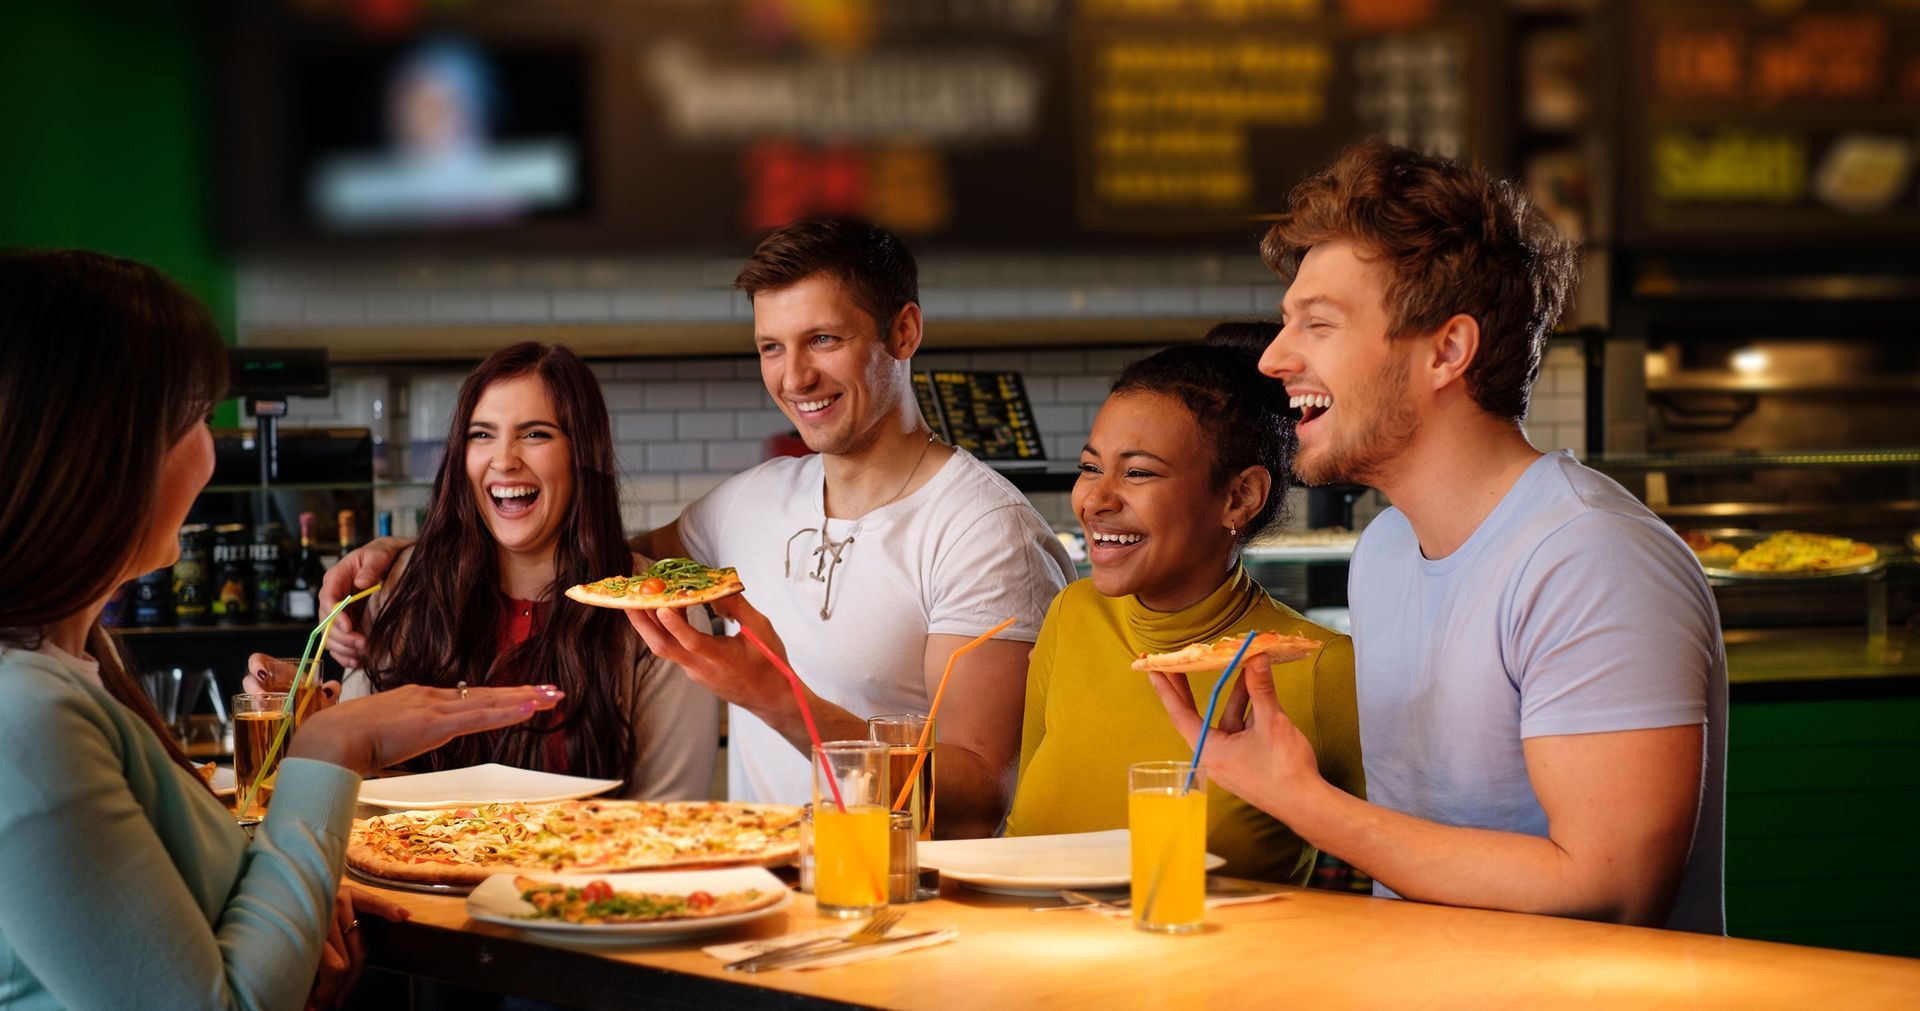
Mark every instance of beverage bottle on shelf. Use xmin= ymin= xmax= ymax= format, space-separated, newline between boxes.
xmin=251 ymin=522 xmax=286 ymax=621
xmin=376 ymin=511 xmax=393 ymax=539
xmin=337 ymin=509 xmax=359 ymax=556
xmin=211 ymin=523 xmax=252 ymax=627
xmin=131 ymin=568 xmax=172 ymax=627
xmin=172 ymin=524 xmax=212 ymax=627
xmin=285 ymin=512 xmax=323 ymax=622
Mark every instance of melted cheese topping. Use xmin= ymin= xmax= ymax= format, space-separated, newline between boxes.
xmin=356 ymin=800 xmax=800 ymax=870
xmin=1732 ymin=532 xmax=1876 ymax=573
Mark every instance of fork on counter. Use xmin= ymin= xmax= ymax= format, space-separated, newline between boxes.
xmin=724 ymin=908 xmax=906 ymax=973
xmin=1029 ymin=889 xmax=1130 ymax=913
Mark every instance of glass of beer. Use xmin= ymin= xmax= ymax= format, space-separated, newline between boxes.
xmin=811 ymin=740 xmax=890 ymax=919
xmin=1128 ymin=760 xmax=1207 ymax=933
xmin=265 ymin=657 xmax=327 ymax=725
xmin=867 ymin=714 xmax=934 ymax=840
xmin=231 ymin=692 xmax=291 ymax=824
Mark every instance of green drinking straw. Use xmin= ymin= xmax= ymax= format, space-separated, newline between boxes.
xmin=237 ymin=584 xmax=381 ymax=820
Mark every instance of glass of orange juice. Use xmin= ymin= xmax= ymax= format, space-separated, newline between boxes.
xmin=1129 ymin=760 xmax=1207 ymax=933
xmin=812 ymin=740 xmax=890 ymax=919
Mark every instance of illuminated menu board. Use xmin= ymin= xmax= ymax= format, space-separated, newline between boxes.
xmin=1620 ymin=0 xmax=1920 ymax=246
xmin=227 ymin=0 xmax=1496 ymax=249
xmin=1073 ymin=0 xmax=1486 ymax=234
xmin=921 ymin=371 xmax=1046 ymax=461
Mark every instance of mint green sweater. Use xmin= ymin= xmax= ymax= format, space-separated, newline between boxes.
xmin=0 ymin=645 xmax=361 ymax=1010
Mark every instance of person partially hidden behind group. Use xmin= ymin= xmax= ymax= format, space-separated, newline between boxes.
xmin=253 ymin=342 xmax=718 ymax=799
xmin=1006 ymin=324 xmax=1365 ymax=883
xmin=0 ymin=247 xmax=561 ymax=1009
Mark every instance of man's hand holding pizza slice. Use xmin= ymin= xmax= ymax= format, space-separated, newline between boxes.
xmin=624 ymin=593 xmax=805 ymax=721
xmin=565 ymin=557 xmax=745 ymax=610
xmin=569 ymin=557 xmax=875 ymax=751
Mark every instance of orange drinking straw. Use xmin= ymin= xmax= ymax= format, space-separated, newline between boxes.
xmin=891 ymin=616 xmax=1016 ymax=812
xmin=739 ymin=626 xmax=847 ymax=814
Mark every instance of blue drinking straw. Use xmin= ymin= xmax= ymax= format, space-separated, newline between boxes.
xmin=1184 ymin=631 xmax=1259 ymax=793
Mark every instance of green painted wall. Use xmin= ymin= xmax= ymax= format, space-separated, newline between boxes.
xmin=1726 ymin=696 xmax=1920 ymax=957
xmin=1 ymin=1 xmax=238 ymax=422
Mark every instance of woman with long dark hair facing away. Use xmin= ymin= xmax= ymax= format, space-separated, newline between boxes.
xmin=1005 ymin=324 xmax=1365 ymax=884
xmin=0 ymin=248 xmax=561 ymax=1009
xmin=275 ymin=342 xmax=718 ymax=797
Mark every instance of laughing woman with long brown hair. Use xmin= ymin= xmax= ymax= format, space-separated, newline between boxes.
xmin=317 ymin=342 xmax=719 ymax=796
xmin=0 ymin=249 xmax=561 ymax=1010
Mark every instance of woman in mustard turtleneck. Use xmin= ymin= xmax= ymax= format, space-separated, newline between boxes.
xmin=1007 ymin=326 xmax=1364 ymax=884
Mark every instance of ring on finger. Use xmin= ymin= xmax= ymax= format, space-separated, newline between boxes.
xmin=344 ymin=918 xmax=360 ymax=934
xmin=456 ymin=680 xmax=468 ymax=700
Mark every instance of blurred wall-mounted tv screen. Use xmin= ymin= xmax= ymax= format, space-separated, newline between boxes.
xmin=289 ymin=37 xmax=588 ymax=235
xmin=219 ymin=7 xmax=604 ymax=253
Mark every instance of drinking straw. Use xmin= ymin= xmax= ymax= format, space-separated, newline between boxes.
xmin=891 ymin=616 xmax=1015 ymax=812
xmin=1140 ymin=630 xmax=1258 ymax=924
xmin=736 ymin=628 xmax=890 ymax=902
xmin=237 ymin=585 xmax=381 ymax=820
xmin=1183 ymin=630 xmax=1259 ymax=793
xmin=738 ymin=626 xmax=847 ymax=814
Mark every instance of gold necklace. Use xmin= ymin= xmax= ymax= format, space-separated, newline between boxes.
xmin=792 ymin=431 xmax=939 ymax=619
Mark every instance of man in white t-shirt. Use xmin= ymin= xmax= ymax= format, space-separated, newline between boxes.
xmin=323 ymin=218 xmax=1071 ymax=835
xmin=625 ymin=218 xmax=1072 ymax=833
xmin=1148 ymin=142 xmax=1727 ymax=931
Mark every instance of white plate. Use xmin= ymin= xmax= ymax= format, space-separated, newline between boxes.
xmin=210 ymin=766 xmax=235 ymax=798
xmin=466 ymin=867 xmax=791 ymax=942
xmin=918 ymin=829 xmax=1226 ymax=895
xmin=358 ymin=764 xmax=622 ymax=810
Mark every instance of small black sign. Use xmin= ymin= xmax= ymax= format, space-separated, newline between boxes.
xmin=920 ymin=370 xmax=1045 ymax=461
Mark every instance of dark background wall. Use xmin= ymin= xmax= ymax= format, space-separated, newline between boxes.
xmin=0 ymin=1 xmax=235 ymax=352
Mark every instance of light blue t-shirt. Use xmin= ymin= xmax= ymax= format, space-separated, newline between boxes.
xmin=1349 ymin=450 xmax=1727 ymax=934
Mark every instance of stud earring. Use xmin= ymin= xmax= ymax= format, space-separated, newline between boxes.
xmin=1228 ymin=522 xmax=1238 ymax=537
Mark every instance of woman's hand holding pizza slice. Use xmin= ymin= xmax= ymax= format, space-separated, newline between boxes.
xmin=1147 ymin=651 xmax=1329 ymax=824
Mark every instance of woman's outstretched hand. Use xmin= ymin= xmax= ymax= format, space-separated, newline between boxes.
xmin=286 ymin=683 xmax=563 ymax=777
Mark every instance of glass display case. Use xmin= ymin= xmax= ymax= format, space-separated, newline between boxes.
xmin=1591 ymin=450 xmax=1919 ymax=694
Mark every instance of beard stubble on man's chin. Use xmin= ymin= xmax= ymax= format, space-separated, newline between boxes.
xmin=1293 ymin=356 xmax=1419 ymax=488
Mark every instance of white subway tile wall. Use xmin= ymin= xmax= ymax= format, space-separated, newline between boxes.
xmin=239 ymin=253 xmax=1300 ymax=328
xmin=278 ymin=340 xmax=1585 ymax=536
xmin=242 ymin=257 xmax=1584 ymax=532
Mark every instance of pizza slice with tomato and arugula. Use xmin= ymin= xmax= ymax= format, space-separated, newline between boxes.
xmin=512 ymin=875 xmax=781 ymax=923
xmin=565 ymin=557 xmax=744 ymax=611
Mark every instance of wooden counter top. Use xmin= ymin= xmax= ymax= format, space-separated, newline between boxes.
xmin=356 ymin=877 xmax=1920 ymax=1009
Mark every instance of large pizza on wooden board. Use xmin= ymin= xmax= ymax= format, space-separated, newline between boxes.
xmin=1131 ymin=631 xmax=1324 ymax=674
xmin=347 ymin=800 xmax=801 ymax=888
xmin=564 ymin=557 xmax=744 ymax=610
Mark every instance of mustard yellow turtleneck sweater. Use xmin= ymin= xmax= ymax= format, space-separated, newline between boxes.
xmin=1007 ymin=567 xmax=1364 ymax=884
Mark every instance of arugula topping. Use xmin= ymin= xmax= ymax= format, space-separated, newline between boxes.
xmin=644 ymin=557 xmax=733 ymax=594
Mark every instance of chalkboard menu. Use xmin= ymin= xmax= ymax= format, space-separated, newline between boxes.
xmin=1619 ymin=0 xmax=1920 ymax=247
xmin=917 ymin=371 xmax=1045 ymax=461
xmin=223 ymin=0 xmax=1498 ymax=251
